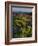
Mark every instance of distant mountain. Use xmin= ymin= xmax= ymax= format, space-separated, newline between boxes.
xmin=13 ymin=12 xmax=32 ymax=15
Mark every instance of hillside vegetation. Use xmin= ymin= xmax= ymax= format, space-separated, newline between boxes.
xmin=12 ymin=12 xmax=32 ymax=38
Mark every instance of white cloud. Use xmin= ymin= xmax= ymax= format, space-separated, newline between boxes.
xmin=12 ymin=7 xmax=32 ymax=12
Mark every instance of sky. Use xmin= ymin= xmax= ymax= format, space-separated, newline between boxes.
xmin=12 ymin=7 xmax=32 ymax=13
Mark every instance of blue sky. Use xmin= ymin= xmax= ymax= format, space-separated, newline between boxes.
xmin=12 ymin=7 xmax=32 ymax=13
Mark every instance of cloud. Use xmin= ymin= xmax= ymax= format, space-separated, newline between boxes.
xmin=12 ymin=7 xmax=32 ymax=12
